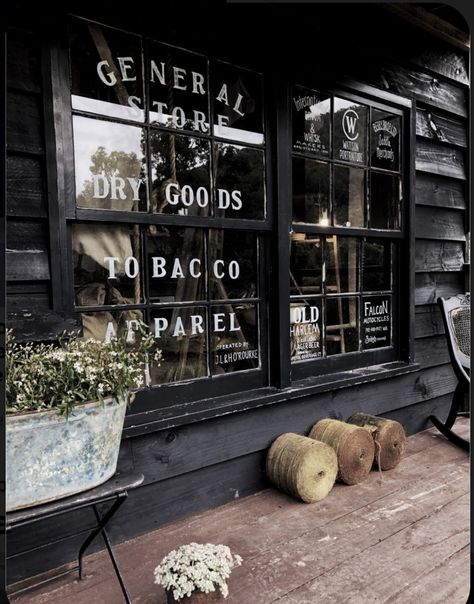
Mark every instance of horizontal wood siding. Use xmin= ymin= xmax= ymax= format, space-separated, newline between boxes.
xmin=6 ymin=28 xmax=53 ymax=332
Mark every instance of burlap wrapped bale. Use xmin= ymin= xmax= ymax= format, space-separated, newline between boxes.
xmin=266 ymin=433 xmax=338 ymax=503
xmin=308 ymin=419 xmax=375 ymax=485
xmin=346 ymin=412 xmax=406 ymax=470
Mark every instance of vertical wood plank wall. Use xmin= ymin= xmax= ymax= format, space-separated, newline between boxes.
xmin=6 ymin=7 xmax=469 ymax=584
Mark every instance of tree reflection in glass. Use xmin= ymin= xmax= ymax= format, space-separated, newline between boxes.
xmin=74 ymin=116 xmax=147 ymax=211
xmin=150 ymin=132 xmax=211 ymax=217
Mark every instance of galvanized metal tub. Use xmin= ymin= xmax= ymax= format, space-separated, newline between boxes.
xmin=6 ymin=396 xmax=127 ymax=512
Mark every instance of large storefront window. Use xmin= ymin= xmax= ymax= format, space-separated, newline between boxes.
xmin=69 ymin=18 xmax=268 ymax=406
xmin=64 ymin=17 xmax=411 ymax=413
xmin=290 ymin=86 xmax=403 ymax=378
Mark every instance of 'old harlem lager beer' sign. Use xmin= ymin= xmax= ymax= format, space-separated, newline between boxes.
xmin=290 ymin=304 xmax=322 ymax=361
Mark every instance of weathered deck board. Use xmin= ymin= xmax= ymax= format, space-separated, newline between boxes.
xmin=9 ymin=419 xmax=469 ymax=604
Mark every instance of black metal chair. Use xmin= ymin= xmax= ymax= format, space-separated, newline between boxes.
xmin=428 ymin=294 xmax=470 ymax=451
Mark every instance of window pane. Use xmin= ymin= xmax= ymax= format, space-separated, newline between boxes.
xmin=74 ymin=116 xmax=147 ymax=211
xmin=290 ymin=300 xmax=322 ymax=362
xmin=326 ymin=237 xmax=359 ymax=294
xmin=362 ymin=240 xmax=391 ymax=291
xmin=70 ymin=20 xmax=144 ymax=122
xmin=292 ymin=86 xmax=330 ymax=157
xmin=150 ymin=132 xmax=211 ymax=217
xmin=292 ymin=158 xmax=330 ymax=225
xmin=371 ymin=110 xmax=400 ymax=171
xmin=290 ymin=235 xmax=322 ymax=296
xmin=334 ymin=97 xmax=368 ymax=165
xmin=72 ymin=223 xmax=144 ymax=305
xmin=333 ymin=165 xmax=365 ymax=227
xmin=148 ymin=42 xmax=209 ymax=133
xmin=214 ymin=143 xmax=266 ymax=220
xmin=150 ymin=306 xmax=208 ymax=384
xmin=147 ymin=227 xmax=205 ymax=303
xmin=362 ymin=295 xmax=392 ymax=349
xmin=326 ymin=297 xmax=359 ymax=355
xmin=211 ymin=303 xmax=259 ymax=374
xmin=212 ymin=62 xmax=264 ymax=144
xmin=370 ymin=172 xmax=401 ymax=230
xmin=209 ymin=230 xmax=258 ymax=300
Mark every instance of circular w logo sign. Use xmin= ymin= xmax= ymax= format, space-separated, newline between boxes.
xmin=342 ymin=109 xmax=359 ymax=141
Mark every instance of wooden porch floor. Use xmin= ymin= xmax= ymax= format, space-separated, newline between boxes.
xmin=10 ymin=418 xmax=470 ymax=604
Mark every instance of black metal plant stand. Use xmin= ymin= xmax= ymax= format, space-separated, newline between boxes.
xmin=6 ymin=471 xmax=144 ymax=603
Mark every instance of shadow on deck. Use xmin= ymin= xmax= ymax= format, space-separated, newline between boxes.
xmin=9 ymin=418 xmax=470 ymax=604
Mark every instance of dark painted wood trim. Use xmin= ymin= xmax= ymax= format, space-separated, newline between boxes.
xmin=382 ymin=5 xmax=470 ymax=52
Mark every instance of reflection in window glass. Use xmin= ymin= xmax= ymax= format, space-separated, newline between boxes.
xmin=148 ymin=42 xmax=209 ymax=133
xmin=333 ymin=165 xmax=365 ymax=227
xmin=214 ymin=143 xmax=265 ymax=220
xmin=292 ymin=158 xmax=330 ymax=225
xmin=211 ymin=303 xmax=259 ymax=374
xmin=70 ymin=19 xmax=144 ymax=122
xmin=292 ymin=86 xmax=330 ymax=157
xmin=326 ymin=297 xmax=359 ymax=355
xmin=147 ymin=227 xmax=205 ymax=303
xmin=78 ymin=310 xmax=145 ymax=344
xmin=370 ymin=172 xmax=400 ymax=230
xmin=212 ymin=62 xmax=264 ymax=145
xmin=73 ymin=116 xmax=147 ymax=211
xmin=72 ymin=223 xmax=144 ymax=305
xmin=362 ymin=295 xmax=391 ymax=350
xmin=150 ymin=132 xmax=211 ymax=217
xmin=290 ymin=235 xmax=322 ymax=296
xmin=333 ymin=98 xmax=368 ymax=166
xmin=371 ymin=110 xmax=400 ymax=171
xmin=290 ymin=300 xmax=322 ymax=362
xmin=209 ymin=230 xmax=258 ymax=300
xmin=326 ymin=237 xmax=359 ymax=294
xmin=363 ymin=240 xmax=391 ymax=291
xmin=150 ymin=306 xmax=208 ymax=384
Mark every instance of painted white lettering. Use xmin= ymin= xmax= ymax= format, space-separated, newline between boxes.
xmin=117 ymin=57 xmax=135 ymax=82
xmin=165 ymin=182 xmax=180 ymax=205
xmin=127 ymin=177 xmax=140 ymax=201
xmin=217 ymin=114 xmax=229 ymax=129
xmin=213 ymin=313 xmax=226 ymax=332
xmin=173 ymin=67 xmax=187 ymax=90
xmin=92 ymin=175 xmax=109 ymax=199
xmin=96 ymin=60 xmax=117 ymax=86
xmin=172 ymin=106 xmax=186 ymax=128
xmin=228 ymin=260 xmax=240 ymax=279
xmin=217 ymin=188 xmax=231 ymax=209
xmin=193 ymin=110 xmax=208 ymax=133
xmin=171 ymin=258 xmax=185 ymax=279
xmin=216 ymin=83 xmax=229 ymax=105
xmin=191 ymin=314 xmax=204 ymax=334
xmin=110 ymin=176 xmax=127 ymax=200
xmin=125 ymin=256 xmax=139 ymax=279
xmin=192 ymin=71 xmax=205 ymax=95
xmin=229 ymin=312 xmax=240 ymax=332
xmin=213 ymin=260 xmax=225 ymax=279
xmin=154 ymin=317 xmax=168 ymax=338
xmin=126 ymin=319 xmax=139 ymax=343
xmin=181 ymin=185 xmax=194 ymax=207
xmin=233 ymin=93 xmax=245 ymax=116
xmin=104 ymin=256 xmax=119 ymax=279
xmin=152 ymin=257 xmax=166 ymax=278
xmin=196 ymin=186 xmax=209 ymax=207
xmin=189 ymin=258 xmax=201 ymax=278
xmin=173 ymin=316 xmax=185 ymax=337
xmin=104 ymin=321 xmax=117 ymax=343
xmin=150 ymin=60 xmax=165 ymax=85
xmin=231 ymin=190 xmax=242 ymax=210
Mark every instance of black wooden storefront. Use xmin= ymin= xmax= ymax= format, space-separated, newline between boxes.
xmin=6 ymin=2 xmax=469 ymax=583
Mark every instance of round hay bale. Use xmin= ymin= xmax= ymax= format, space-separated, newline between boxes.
xmin=308 ymin=419 xmax=375 ymax=485
xmin=266 ymin=433 xmax=338 ymax=503
xmin=346 ymin=412 xmax=406 ymax=470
